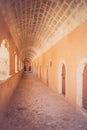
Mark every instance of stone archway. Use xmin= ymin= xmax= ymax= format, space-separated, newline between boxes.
xmin=58 ymin=61 xmax=67 ymax=96
xmin=76 ymin=58 xmax=87 ymax=108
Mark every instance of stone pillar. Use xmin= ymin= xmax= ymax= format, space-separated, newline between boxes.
xmin=9 ymin=44 xmax=15 ymax=75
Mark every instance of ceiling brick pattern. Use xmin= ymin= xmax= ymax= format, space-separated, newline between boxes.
xmin=0 ymin=0 xmax=87 ymax=60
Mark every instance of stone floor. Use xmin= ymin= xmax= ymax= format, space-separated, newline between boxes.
xmin=0 ymin=72 xmax=87 ymax=130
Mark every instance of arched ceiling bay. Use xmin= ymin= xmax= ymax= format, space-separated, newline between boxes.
xmin=0 ymin=0 xmax=87 ymax=61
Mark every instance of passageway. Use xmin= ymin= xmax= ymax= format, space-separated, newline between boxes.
xmin=0 ymin=72 xmax=87 ymax=130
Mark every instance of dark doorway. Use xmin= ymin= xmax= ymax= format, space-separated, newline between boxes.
xmin=46 ymin=69 xmax=48 ymax=86
xmin=40 ymin=66 xmax=41 ymax=79
xmin=29 ymin=66 xmax=31 ymax=71
xmin=62 ymin=64 xmax=66 ymax=95
xmin=83 ymin=65 xmax=87 ymax=109
xmin=24 ymin=66 xmax=26 ymax=71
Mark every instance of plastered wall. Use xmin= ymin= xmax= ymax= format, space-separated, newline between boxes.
xmin=0 ymin=71 xmax=23 ymax=119
xmin=33 ymin=20 xmax=87 ymax=108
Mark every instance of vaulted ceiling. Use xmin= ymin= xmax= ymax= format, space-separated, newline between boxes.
xmin=0 ymin=0 xmax=87 ymax=61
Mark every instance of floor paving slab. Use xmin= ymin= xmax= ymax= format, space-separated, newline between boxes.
xmin=0 ymin=73 xmax=87 ymax=130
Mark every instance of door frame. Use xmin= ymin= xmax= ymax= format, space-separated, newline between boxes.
xmin=58 ymin=60 xmax=67 ymax=96
xmin=76 ymin=58 xmax=87 ymax=108
xmin=83 ymin=65 xmax=87 ymax=109
xmin=62 ymin=64 xmax=66 ymax=95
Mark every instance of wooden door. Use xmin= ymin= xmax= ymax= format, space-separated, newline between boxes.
xmin=29 ymin=66 xmax=31 ymax=71
xmin=62 ymin=64 xmax=65 ymax=95
xmin=24 ymin=66 xmax=26 ymax=71
xmin=40 ymin=66 xmax=41 ymax=79
xmin=47 ymin=69 xmax=48 ymax=86
xmin=83 ymin=65 xmax=87 ymax=109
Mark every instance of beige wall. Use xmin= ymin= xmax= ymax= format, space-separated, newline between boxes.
xmin=32 ymin=20 xmax=87 ymax=108
xmin=0 ymin=71 xmax=23 ymax=119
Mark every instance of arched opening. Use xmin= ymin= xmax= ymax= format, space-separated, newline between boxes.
xmin=24 ymin=60 xmax=29 ymax=71
xmin=0 ymin=40 xmax=9 ymax=80
xmin=29 ymin=66 xmax=31 ymax=71
xmin=76 ymin=58 xmax=87 ymax=109
xmin=15 ymin=54 xmax=17 ymax=73
xmin=24 ymin=65 xmax=26 ymax=71
xmin=58 ymin=61 xmax=67 ymax=96
xmin=83 ymin=65 xmax=87 ymax=109
xmin=62 ymin=64 xmax=66 ymax=95
xmin=46 ymin=68 xmax=48 ymax=86
xmin=40 ymin=66 xmax=41 ymax=80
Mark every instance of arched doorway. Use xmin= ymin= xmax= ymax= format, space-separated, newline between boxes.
xmin=15 ymin=54 xmax=17 ymax=73
xmin=58 ymin=61 xmax=67 ymax=96
xmin=24 ymin=65 xmax=26 ymax=71
xmin=62 ymin=64 xmax=66 ymax=95
xmin=29 ymin=66 xmax=31 ymax=71
xmin=40 ymin=66 xmax=41 ymax=80
xmin=46 ymin=68 xmax=48 ymax=86
xmin=76 ymin=58 xmax=87 ymax=109
xmin=83 ymin=65 xmax=87 ymax=109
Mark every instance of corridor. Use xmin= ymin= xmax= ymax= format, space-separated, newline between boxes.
xmin=0 ymin=72 xmax=87 ymax=130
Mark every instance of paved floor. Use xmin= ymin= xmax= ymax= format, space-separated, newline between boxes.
xmin=0 ymin=72 xmax=87 ymax=130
